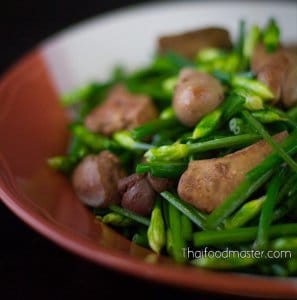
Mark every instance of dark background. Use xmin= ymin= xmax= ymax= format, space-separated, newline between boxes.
xmin=0 ymin=1 xmax=291 ymax=299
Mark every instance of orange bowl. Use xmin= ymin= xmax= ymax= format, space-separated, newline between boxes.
xmin=1 ymin=2 xmax=297 ymax=298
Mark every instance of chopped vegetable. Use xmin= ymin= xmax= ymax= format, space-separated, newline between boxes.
xmin=147 ymin=198 xmax=166 ymax=253
xmin=263 ymin=18 xmax=280 ymax=52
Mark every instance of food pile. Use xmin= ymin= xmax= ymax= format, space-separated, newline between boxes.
xmin=49 ymin=19 xmax=297 ymax=276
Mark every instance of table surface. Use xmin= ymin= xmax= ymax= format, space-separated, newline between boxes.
xmin=0 ymin=1 xmax=286 ymax=299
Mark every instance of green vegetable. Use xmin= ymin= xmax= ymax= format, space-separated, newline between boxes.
xmin=263 ymin=18 xmax=280 ymax=52
xmin=113 ymin=131 xmax=153 ymax=151
xmin=229 ymin=117 xmax=249 ymax=135
xmin=288 ymin=258 xmax=297 ymax=275
xmin=111 ymin=65 xmax=126 ymax=81
xmin=255 ymin=171 xmax=284 ymax=249
xmin=288 ymin=106 xmax=297 ymax=120
xmin=61 ymin=82 xmax=109 ymax=107
xmin=132 ymin=233 xmax=149 ymax=247
xmin=70 ymin=124 xmax=118 ymax=152
xmin=224 ymin=196 xmax=265 ymax=229
xmin=93 ymin=207 xmax=111 ymax=216
xmin=243 ymin=25 xmax=261 ymax=61
xmin=271 ymin=237 xmax=297 ymax=252
xmin=109 ymin=205 xmax=150 ymax=226
xmin=162 ymin=76 xmax=178 ymax=96
xmin=68 ymin=136 xmax=90 ymax=156
xmin=235 ymin=20 xmax=246 ymax=59
xmin=136 ymin=161 xmax=187 ymax=179
xmin=152 ymin=127 xmax=188 ymax=147
xmin=181 ymin=214 xmax=193 ymax=242
xmin=196 ymin=47 xmax=242 ymax=74
xmin=161 ymin=197 xmax=172 ymax=255
xmin=102 ymin=212 xmax=134 ymax=227
xmin=242 ymin=110 xmax=297 ymax=173
xmin=273 ymin=190 xmax=297 ymax=222
xmin=192 ymin=92 xmax=247 ymax=140
xmin=157 ymin=52 xmax=195 ymax=69
xmin=168 ymin=203 xmax=186 ymax=263
xmin=271 ymin=264 xmax=289 ymax=277
xmin=147 ymin=198 xmax=166 ymax=254
xmin=212 ymin=70 xmax=232 ymax=84
xmin=48 ymin=141 xmax=89 ymax=172
xmin=234 ymin=88 xmax=264 ymax=110
xmin=145 ymin=143 xmax=189 ymax=161
xmin=277 ymin=172 xmax=297 ymax=203
xmin=247 ymin=130 xmax=297 ymax=181
xmin=206 ymin=169 xmax=273 ymax=229
xmin=132 ymin=117 xmax=178 ymax=141
xmin=159 ymin=107 xmax=176 ymax=120
xmin=258 ymin=263 xmax=289 ymax=277
xmin=196 ymin=48 xmax=226 ymax=63
xmin=267 ymin=106 xmax=297 ymax=128
xmin=222 ymin=92 xmax=246 ymax=120
xmin=126 ymin=76 xmax=171 ymax=104
xmin=232 ymin=76 xmax=274 ymax=100
xmin=194 ymin=223 xmax=297 ymax=247
xmin=47 ymin=156 xmax=77 ymax=173
xmin=161 ymin=191 xmax=206 ymax=230
xmin=252 ymin=110 xmax=286 ymax=123
xmin=223 ymin=52 xmax=241 ymax=73
xmin=192 ymin=108 xmax=223 ymax=140
xmin=166 ymin=229 xmax=173 ymax=256
xmin=145 ymin=134 xmax=261 ymax=162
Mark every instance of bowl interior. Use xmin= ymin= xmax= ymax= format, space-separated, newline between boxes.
xmin=1 ymin=1 xmax=297 ymax=298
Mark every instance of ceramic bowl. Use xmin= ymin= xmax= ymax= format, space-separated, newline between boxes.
xmin=1 ymin=1 xmax=297 ymax=297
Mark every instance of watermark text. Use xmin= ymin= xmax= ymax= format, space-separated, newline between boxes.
xmin=182 ymin=247 xmax=292 ymax=260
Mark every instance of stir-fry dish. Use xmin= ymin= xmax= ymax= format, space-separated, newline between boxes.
xmin=49 ymin=19 xmax=297 ymax=276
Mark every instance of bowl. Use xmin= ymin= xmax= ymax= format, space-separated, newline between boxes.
xmin=1 ymin=1 xmax=297 ymax=298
